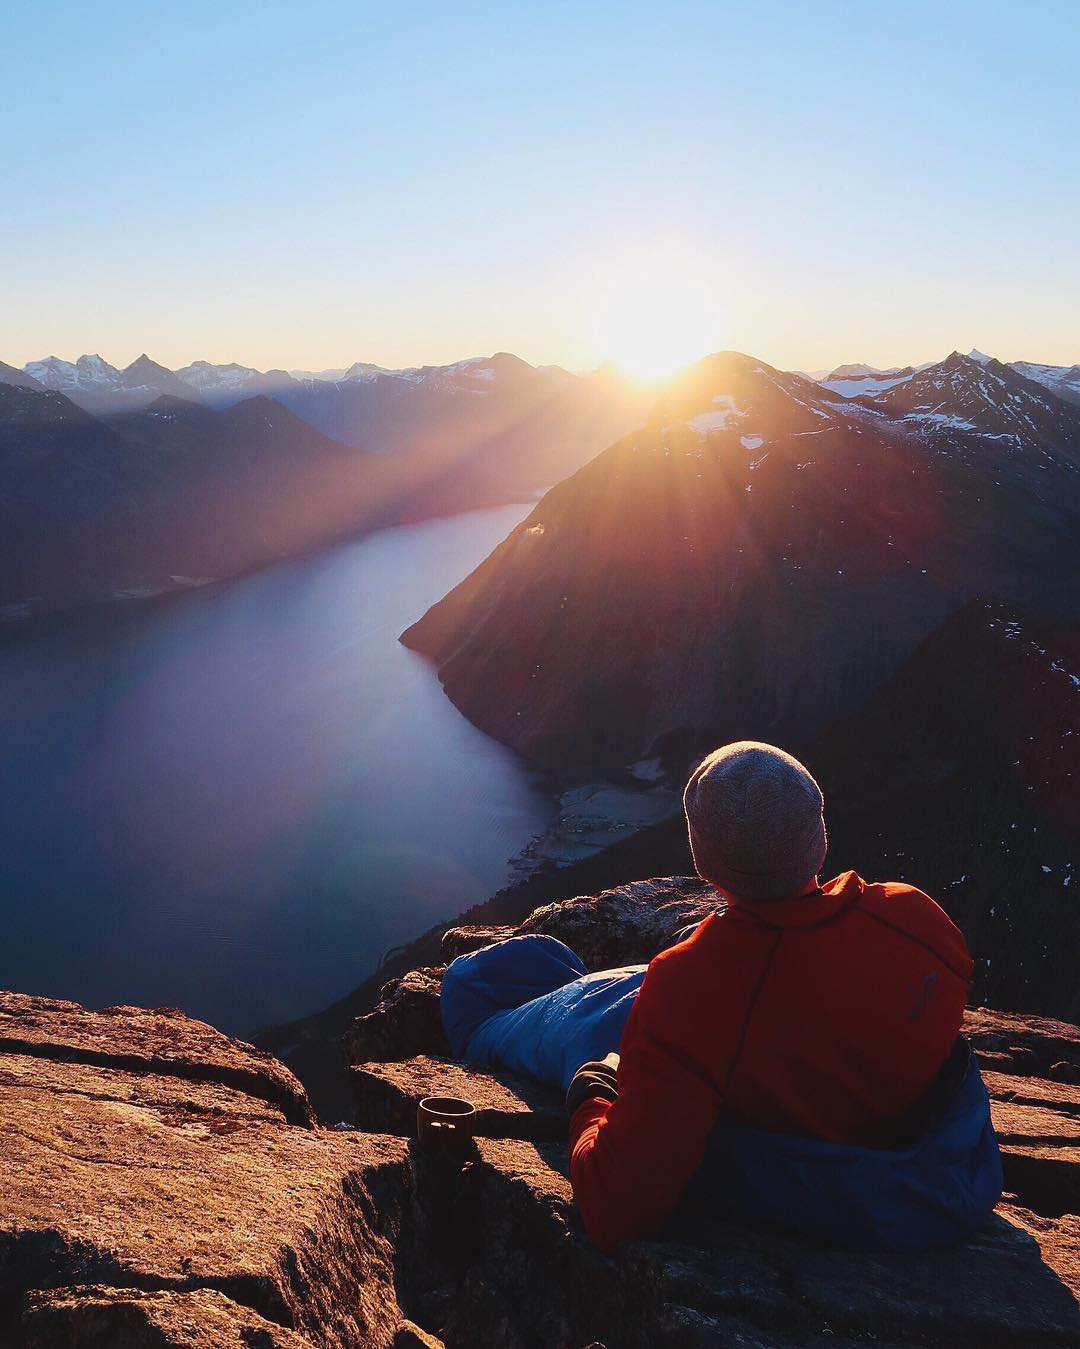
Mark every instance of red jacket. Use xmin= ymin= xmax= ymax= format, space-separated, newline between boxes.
xmin=569 ymin=870 xmax=973 ymax=1251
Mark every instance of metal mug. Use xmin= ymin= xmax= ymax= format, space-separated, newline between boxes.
xmin=416 ymin=1095 xmax=477 ymax=1154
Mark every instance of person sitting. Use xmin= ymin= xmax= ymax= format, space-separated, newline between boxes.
xmin=440 ymin=741 xmax=1001 ymax=1254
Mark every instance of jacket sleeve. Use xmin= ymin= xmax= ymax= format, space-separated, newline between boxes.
xmin=568 ymin=949 xmax=723 ymax=1251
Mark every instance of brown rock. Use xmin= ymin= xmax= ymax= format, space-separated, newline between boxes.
xmin=965 ymin=1006 xmax=1080 ymax=1080
xmin=440 ymin=926 xmax=518 ymax=963
xmin=993 ymin=1099 xmax=1080 ymax=1146
xmin=342 ymin=969 xmax=448 ymax=1065
xmin=0 ymin=992 xmax=314 ymax=1127
xmin=351 ymin=1055 xmax=561 ymax=1137
xmin=0 ymin=1069 xmax=411 ymax=1345
xmin=0 ymin=994 xmax=427 ymax=1347
xmin=9 ymin=872 xmax=1080 ymax=1347
xmin=399 ymin=1117 xmax=1080 ymax=1348
xmin=983 ymin=1070 xmax=1080 ymax=1116
xmin=0 ymin=1053 xmax=290 ymax=1127
xmin=393 ymin=1321 xmax=446 ymax=1348
xmin=21 ymin=1285 xmax=316 ymax=1347
xmin=516 ymin=877 xmax=719 ymax=970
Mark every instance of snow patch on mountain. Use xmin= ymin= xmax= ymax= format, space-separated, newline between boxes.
xmin=689 ymin=395 xmax=746 ymax=434
xmin=821 ymin=373 xmax=914 ymax=398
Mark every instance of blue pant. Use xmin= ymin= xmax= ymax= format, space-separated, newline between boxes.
xmin=440 ymin=933 xmax=646 ymax=1093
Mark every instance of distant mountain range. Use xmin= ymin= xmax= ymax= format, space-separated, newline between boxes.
xmin=0 ymin=353 xmax=647 ymax=621
xmin=3 ymin=342 xmax=1077 ymax=628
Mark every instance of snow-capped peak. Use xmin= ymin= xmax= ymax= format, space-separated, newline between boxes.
xmin=967 ymin=349 xmax=994 ymax=365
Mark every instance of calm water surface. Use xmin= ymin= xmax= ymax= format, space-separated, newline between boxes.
xmin=0 ymin=504 xmax=552 ymax=1035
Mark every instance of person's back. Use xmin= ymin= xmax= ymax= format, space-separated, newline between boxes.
xmin=568 ymin=742 xmax=992 ymax=1251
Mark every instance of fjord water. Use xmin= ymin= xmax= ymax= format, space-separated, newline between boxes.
xmin=0 ymin=503 xmax=552 ymax=1036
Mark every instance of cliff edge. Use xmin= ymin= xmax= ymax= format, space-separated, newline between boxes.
xmin=3 ymin=879 xmax=1080 ymax=1346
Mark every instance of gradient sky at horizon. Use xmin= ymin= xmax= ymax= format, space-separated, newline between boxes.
xmin=5 ymin=0 xmax=1079 ymax=376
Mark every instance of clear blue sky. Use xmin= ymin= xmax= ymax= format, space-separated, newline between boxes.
xmin=5 ymin=0 xmax=1078 ymax=375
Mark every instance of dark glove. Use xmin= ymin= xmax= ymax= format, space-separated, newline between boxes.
xmin=566 ymin=1051 xmax=620 ymax=1117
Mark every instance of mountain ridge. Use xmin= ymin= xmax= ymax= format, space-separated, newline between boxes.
xmin=402 ymin=348 xmax=1080 ymax=772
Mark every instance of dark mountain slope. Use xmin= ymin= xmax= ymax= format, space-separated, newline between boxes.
xmin=0 ymin=361 xmax=44 ymax=390
xmin=0 ymin=353 xmax=647 ymax=621
xmin=849 ymin=350 xmax=1080 ymax=452
xmin=0 ymin=386 xmax=393 ymax=618
xmin=819 ymin=599 xmax=1080 ymax=1020
xmin=403 ymin=351 xmax=1080 ymax=773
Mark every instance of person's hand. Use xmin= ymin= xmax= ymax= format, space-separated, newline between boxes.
xmin=566 ymin=1052 xmax=621 ymax=1117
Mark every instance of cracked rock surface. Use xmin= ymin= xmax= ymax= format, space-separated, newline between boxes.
xmin=0 ymin=994 xmax=415 ymax=1347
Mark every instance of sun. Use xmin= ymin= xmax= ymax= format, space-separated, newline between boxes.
xmin=585 ymin=239 xmax=727 ymax=384
xmin=604 ymin=325 xmax=721 ymax=385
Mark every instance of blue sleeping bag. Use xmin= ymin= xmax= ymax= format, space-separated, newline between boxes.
xmin=440 ymin=933 xmax=1002 ymax=1251
xmin=440 ymin=933 xmax=644 ymax=1093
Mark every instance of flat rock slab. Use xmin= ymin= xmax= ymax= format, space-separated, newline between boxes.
xmin=986 ymin=1071 xmax=1080 ymax=1115
xmin=967 ymin=1006 xmax=1080 ymax=1079
xmin=403 ymin=1128 xmax=1080 ymax=1348
xmin=0 ymin=1053 xmax=289 ymax=1127
xmin=994 ymin=1099 xmax=1080 ymax=1146
xmin=0 ymin=1055 xmax=413 ymax=1346
xmin=440 ymin=926 xmax=519 ymax=964
xmin=351 ymin=1056 xmax=562 ymax=1136
xmin=0 ymin=992 xmax=313 ymax=1126
xmin=21 ymin=1285 xmax=317 ymax=1347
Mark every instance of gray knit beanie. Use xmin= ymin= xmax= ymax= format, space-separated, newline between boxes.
xmin=683 ymin=741 xmax=827 ymax=899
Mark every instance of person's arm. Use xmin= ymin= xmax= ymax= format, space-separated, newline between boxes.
xmin=567 ymin=949 xmax=723 ymax=1251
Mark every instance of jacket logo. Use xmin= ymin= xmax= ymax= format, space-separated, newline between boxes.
xmin=908 ymin=971 xmax=939 ymax=1021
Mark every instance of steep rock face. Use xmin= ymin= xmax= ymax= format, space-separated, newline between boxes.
xmin=342 ymin=879 xmax=1080 ymax=1347
xmin=402 ymin=352 xmax=1080 ymax=774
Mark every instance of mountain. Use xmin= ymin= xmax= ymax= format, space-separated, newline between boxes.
xmin=402 ymin=350 xmax=1080 ymax=774
xmin=0 ymin=384 xmax=397 ymax=619
xmin=24 ymin=353 xmax=198 ymax=414
xmin=819 ymin=598 xmax=1080 ymax=1020
xmin=818 ymin=365 xmax=916 ymax=397
xmin=11 ymin=351 xmax=647 ymax=509
xmin=174 ymin=360 xmax=297 ymax=405
xmin=0 ymin=350 xmax=646 ymax=620
xmin=1011 ymin=359 xmax=1080 ymax=409
xmin=272 ymin=352 xmax=649 ymax=508
xmin=0 ymin=361 xmax=44 ymax=390
xmin=834 ymin=350 xmax=1080 ymax=449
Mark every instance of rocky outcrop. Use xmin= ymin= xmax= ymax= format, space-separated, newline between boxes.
xmin=443 ymin=876 xmax=716 ymax=969
xmin=21 ymin=1287 xmax=317 ymax=1348
xmin=5 ymin=877 xmax=1080 ymax=1346
xmin=342 ymin=881 xmax=1080 ymax=1347
xmin=0 ymin=991 xmax=315 ymax=1126
xmin=0 ymin=993 xmax=416 ymax=1347
xmin=342 ymin=970 xmax=449 ymax=1068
